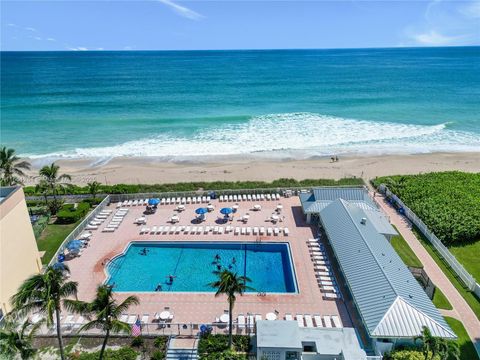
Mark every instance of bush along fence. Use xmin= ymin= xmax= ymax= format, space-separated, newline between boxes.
xmin=48 ymin=195 xmax=111 ymax=268
xmin=378 ymin=184 xmax=480 ymax=296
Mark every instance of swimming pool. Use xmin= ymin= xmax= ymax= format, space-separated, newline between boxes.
xmin=106 ymin=242 xmax=298 ymax=293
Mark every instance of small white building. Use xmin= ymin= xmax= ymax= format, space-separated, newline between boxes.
xmin=255 ymin=320 xmax=368 ymax=360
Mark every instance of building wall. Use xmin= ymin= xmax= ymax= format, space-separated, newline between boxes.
xmin=0 ymin=187 xmax=42 ymax=315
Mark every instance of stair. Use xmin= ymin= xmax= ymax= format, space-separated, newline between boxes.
xmin=166 ymin=337 xmax=199 ymax=360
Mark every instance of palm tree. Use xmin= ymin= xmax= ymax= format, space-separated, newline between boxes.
xmin=64 ymin=285 xmax=139 ymax=360
xmin=87 ymin=181 xmax=101 ymax=199
xmin=438 ymin=338 xmax=460 ymax=360
xmin=414 ymin=326 xmax=439 ymax=360
xmin=209 ymin=270 xmax=253 ymax=349
xmin=0 ymin=317 xmax=42 ymax=359
xmin=0 ymin=146 xmax=31 ymax=186
xmin=38 ymin=163 xmax=72 ymax=201
xmin=11 ymin=265 xmax=78 ymax=360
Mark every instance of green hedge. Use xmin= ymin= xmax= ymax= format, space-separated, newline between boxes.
xmin=75 ymin=347 xmax=138 ymax=360
xmin=23 ymin=177 xmax=364 ymax=196
xmin=372 ymin=172 xmax=480 ymax=245
xmin=56 ymin=202 xmax=90 ymax=224
xmin=198 ymin=334 xmax=250 ymax=357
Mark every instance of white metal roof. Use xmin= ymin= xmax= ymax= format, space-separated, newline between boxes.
xmin=320 ymin=199 xmax=456 ymax=339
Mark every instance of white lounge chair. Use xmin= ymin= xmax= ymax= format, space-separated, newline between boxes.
xmin=255 ymin=314 xmax=262 ymax=322
xmin=191 ymin=227 xmax=197 ymax=234
xmin=127 ymin=315 xmax=136 ymax=324
xmin=218 ymin=227 xmax=224 ymax=234
xmin=267 ymin=228 xmax=273 ymax=235
xmin=332 ymin=315 xmax=342 ymax=328
xmin=170 ymin=226 xmax=176 ymax=234
xmin=197 ymin=226 xmax=203 ymax=234
xmin=323 ymin=316 xmax=332 ymax=328
xmin=246 ymin=227 xmax=251 ymax=235
xmin=252 ymin=194 xmax=257 ymax=201
xmin=253 ymin=227 xmax=259 ymax=235
xmin=323 ymin=293 xmax=339 ymax=300
xmin=238 ymin=314 xmax=246 ymax=329
xmin=205 ymin=226 xmax=210 ymax=234
xmin=150 ymin=226 xmax=157 ymax=234
xmin=305 ymin=315 xmax=314 ymax=328
xmin=163 ymin=226 xmax=170 ymax=234
xmin=273 ymin=228 xmax=279 ymax=236
xmin=157 ymin=226 xmax=164 ymax=234
xmin=314 ymin=315 xmax=323 ymax=327
xmin=242 ymin=194 xmax=247 ymax=201
xmin=259 ymin=227 xmax=265 ymax=235
xmin=213 ymin=226 xmax=219 ymax=234
xmin=247 ymin=194 xmax=252 ymax=201
xmin=185 ymin=226 xmax=191 ymax=233
xmin=284 ymin=228 xmax=289 ymax=236
xmin=285 ymin=313 xmax=293 ymax=321
xmin=234 ymin=227 xmax=240 ymax=235
xmin=241 ymin=227 xmax=246 ymax=235
xmin=141 ymin=314 xmax=149 ymax=324
xmin=296 ymin=314 xmax=304 ymax=327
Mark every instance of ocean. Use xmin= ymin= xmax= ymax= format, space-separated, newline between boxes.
xmin=1 ymin=47 xmax=479 ymax=162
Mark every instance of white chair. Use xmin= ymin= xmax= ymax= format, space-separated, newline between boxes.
xmin=332 ymin=315 xmax=343 ymax=328
xmin=253 ymin=227 xmax=259 ymax=235
xmin=228 ymin=195 xmax=233 ymax=202
xmin=296 ymin=314 xmax=305 ymax=327
xmin=260 ymin=227 xmax=265 ymax=235
xmin=234 ymin=227 xmax=240 ymax=235
xmin=185 ymin=226 xmax=191 ymax=233
xmin=163 ymin=226 xmax=170 ymax=234
xmin=191 ymin=227 xmax=197 ymax=234
xmin=305 ymin=315 xmax=314 ymax=328
xmin=323 ymin=316 xmax=333 ymax=328
xmin=274 ymin=228 xmax=279 ymax=236
xmin=314 ymin=315 xmax=323 ymax=327
xmin=285 ymin=313 xmax=293 ymax=321
xmin=241 ymin=227 xmax=246 ymax=235
xmin=197 ymin=227 xmax=203 ymax=234
xmin=284 ymin=228 xmax=290 ymax=236
xmin=157 ymin=226 xmax=163 ymax=234
xmin=219 ymin=195 xmax=224 ymax=202
xmin=267 ymin=228 xmax=273 ymax=235
xmin=205 ymin=226 xmax=210 ymax=234
xmin=213 ymin=226 xmax=219 ymax=234
xmin=242 ymin=194 xmax=247 ymax=201
xmin=150 ymin=226 xmax=157 ymax=234
xmin=238 ymin=314 xmax=246 ymax=329
xmin=246 ymin=227 xmax=251 ymax=235
xmin=170 ymin=226 xmax=176 ymax=234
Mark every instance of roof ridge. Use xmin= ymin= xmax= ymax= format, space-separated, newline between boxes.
xmin=337 ymin=199 xmax=399 ymax=305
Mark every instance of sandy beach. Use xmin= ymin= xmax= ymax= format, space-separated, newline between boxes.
xmin=23 ymin=152 xmax=480 ymax=186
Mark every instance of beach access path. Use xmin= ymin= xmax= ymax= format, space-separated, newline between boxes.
xmin=374 ymin=193 xmax=480 ymax=357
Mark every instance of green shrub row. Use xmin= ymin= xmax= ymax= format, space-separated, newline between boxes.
xmin=373 ymin=171 xmax=480 ymax=245
xmin=198 ymin=334 xmax=250 ymax=356
xmin=56 ymin=202 xmax=91 ymax=224
xmin=24 ymin=177 xmax=364 ymax=196
xmin=73 ymin=347 xmax=138 ymax=360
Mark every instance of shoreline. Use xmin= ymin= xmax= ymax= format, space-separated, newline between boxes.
xmin=22 ymin=152 xmax=480 ymax=186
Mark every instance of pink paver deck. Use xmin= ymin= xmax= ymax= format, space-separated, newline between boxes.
xmin=64 ymin=196 xmax=350 ymax=330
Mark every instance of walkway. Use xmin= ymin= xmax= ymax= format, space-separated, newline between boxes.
xmin=374 ymin=193 xmax=480 ymax=357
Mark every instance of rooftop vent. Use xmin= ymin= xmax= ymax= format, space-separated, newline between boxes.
xmin=360 ymin=217 xmax=367 ymax=225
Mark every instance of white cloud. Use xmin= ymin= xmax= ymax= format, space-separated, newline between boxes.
xmin=124 ymin=46 xmax=133 ymax=50
xmin=97 ymin=47 xmax=104 ymax=50
xmin=411 ymin=30 xmax=466 ymax=46
xmin=7 ymin=23 xmax=17 ymax=27
xmin=156 ymin=0 xmax=203 ymax=20
xmin=34 ymin=36 xmax=42 ymax=41
xmin=47 ymin=38 xmax=56 ymax=42
xmin=67 ymin=46 xmax=88 ymax=51
xmin=459 ymin=1 xmax=480 ymax=18
xmin=25 ymin=27 xmax=37 ymax=32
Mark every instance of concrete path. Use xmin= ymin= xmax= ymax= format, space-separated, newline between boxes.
xmin=374 ymin=194 xmax=480 ymax=358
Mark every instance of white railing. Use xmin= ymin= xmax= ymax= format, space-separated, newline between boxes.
xmin=47 ymin=195 xmax=111 ymax=268
xmin=379 ymin=185 xmax=478 ymax=292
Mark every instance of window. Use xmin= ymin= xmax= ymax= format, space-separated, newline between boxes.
xmin=261 ymin=351 xmax=280 ymax=360
xmin=286 ymin=351 xmax=299 ymax=360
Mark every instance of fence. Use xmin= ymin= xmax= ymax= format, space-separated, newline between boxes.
xmin=47 ymin=195 xmax=111 ymax=268
xmin=379 ymin=185 xmax=479 ymax=294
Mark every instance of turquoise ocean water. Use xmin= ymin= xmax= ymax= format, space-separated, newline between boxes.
xmin=1 ymin=47 xmax=479 ymax=162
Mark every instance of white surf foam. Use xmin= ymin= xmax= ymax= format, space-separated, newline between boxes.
xmin=26 ymin=113 xmax=480 ymax=161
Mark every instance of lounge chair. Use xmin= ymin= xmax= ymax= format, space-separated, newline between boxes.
xmin=252 ymin=194 xmax=257 ymax=201
xmin=205 ymin=226 xmax=210 ymax=234
xmin=226 ymin=226 xmax=232 ymax=233
xmin=296 ymin=314 xmax=304 ymax=327
xmin=198 ymin=226 xmax=203 ymax=234
xmin=150 ymin=226 xmax=157 ymax=234
xmin=305 ymin=315 xmax=314 ymax=328
xmin=229 ymin=195 xmax=233 ymax=202
xmin=247 ymin=194 xmax=252 ymax=201
xmin=163 ymin=226 xmax=170 ymax=234
xmin=284 ymin=228 xmax=289 ymax=236
xmin=260 ymin=194 xmax=265 ymax=200
xmin=127 ymin=315 xmax=137 ymax=324
xmin=273 ymin=228 xmax=279 ymax=236
xmin=331 ymin=315 xmax=342 ymax=328
xmin=234 ymin=227 xmax=240 ymax=235
xmin=247 ymin=315 xmax=255 ymax=328
xmin=323 ymin=293 xmax=339 ymax=300
xmin=266 ymin=194 xmax=271 ymax=200
xmin=285 ymin=313 xmax=293 ymax=321
xmin=185 ymin=226 xmax=191 ymax=233
xmin=141 ymin=314 xmax=149 ymax=324
xmin=241 ymin=227 xmax=246 ymax=235
xmin=102 ymin=227 xmax=115 ymax=232
xmin=314 ymin=315 xmax=323 ymax=327
xmin=323 ymin=316 xmax=332 ymax=328
xmin=140 ymin=227 xmax=147 ymax=234
xmin=168 ymin=226 xmax=175 ymax=234
xmin=156 ymin=226 xmax=163 ymax=234
xmin=190 ymin=226 xmax=196 ymax=234
xmin=238 ymin=314 xmax=246 ymax=329
xmin=259 ymin=227 xmax=265 ymax=235
xmin=246 ymin=227 xmax=251 ymax=235
xmin=187 ymin=197 xmax=191 ymax=204
xmin=161 ymin=198 xmax=166 ymax=205
xmin=63 ymin=315 xmax=75 ymax=329
xmin=181 ymin=197 xmax=186 ymax=204
xmin=242 ymin=194 xmax=247 ymax=201
xmin=253 ymin=227 xmax=259 ymax=235
xmin=255 ymin=314 xmax=262 ymax=322
xmin=267 ymin=228 xmax=273 ymax=235
xmin=213 ymin=226 xmax=219 ymax=234
xmin=133 ymin=200 xmax=138 ymax=206
xmin=218 ymin=227 xmax=224 ymax=234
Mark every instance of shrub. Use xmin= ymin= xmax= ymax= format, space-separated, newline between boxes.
xmin=130 ymin=336 xmax=144 ymax=347
xmin=47 ymin=198 xmax=65 ymax=216
xmin=384 ymin=349 xmax=440 ymax=360
xmin=56 ymin=202 xmax=90 ymax=224
xmin=200 ymin=350 xmax=248 ymax=360
xmin=153 ymin=336 xmax=168 ymax=349
xmin=82 ymin=197 xmax=104 ymax=206
xmin=76 ymin=347 xmax=138 ymax=360
xmin=198 ymin=334 xmax=250 ymax=356
xmin=373 ymin=172 xmax=480 ymax=245
xmin=150 ymin=350 xmax=166 ymax=360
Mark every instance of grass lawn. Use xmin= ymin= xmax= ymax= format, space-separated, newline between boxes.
xmin=444 ymin=316 xmax=480 ymax=360
xmin=432 ymin=287 xmax=453 ymax=310
xmin=390 ymin=225 xmax=423 ymax=268
xmin=413 ymin=228 xmax=480 ymax=320
xmin=37 ymin=220 xmax=81 ymax=264
xmin=449 ymin=240 xmax=480 ymax=284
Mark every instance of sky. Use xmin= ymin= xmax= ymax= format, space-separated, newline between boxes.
xmin=1 ymin=0 xmax=479 ymax=51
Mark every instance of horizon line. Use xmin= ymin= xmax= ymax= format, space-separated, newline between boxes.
xmin=1 ymin=44 xmax=479 ymax=53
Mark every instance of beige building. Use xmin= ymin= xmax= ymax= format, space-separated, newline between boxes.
xmin=0 ymin=186 xmax=42 ymax=318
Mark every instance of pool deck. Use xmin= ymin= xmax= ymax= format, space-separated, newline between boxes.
xmin=64 ymin=196 xmax=352 ymax=330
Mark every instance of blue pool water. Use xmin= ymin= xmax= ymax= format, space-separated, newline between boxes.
xmin=106 ymin=242 xmax=297 ymax=293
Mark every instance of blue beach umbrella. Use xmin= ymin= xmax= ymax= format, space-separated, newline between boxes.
xmin=148 ymin=198 xmax=160 ymax=206
xmin=53 ymin=262 xmax=66 ymax=271
xmin=220 ymin=207 xmax=233 ymax=215
xmin=195 ymin=207 xmax=208 ymax=215
xmin=66 ymin=240 xmax=83 ymax=251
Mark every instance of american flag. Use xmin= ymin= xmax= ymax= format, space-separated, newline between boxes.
xmin=131 ymin=316 xmax=142 ymax=336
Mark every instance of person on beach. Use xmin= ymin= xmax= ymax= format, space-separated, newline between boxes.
xmin=140 ymin=248 xmax=148 ymax=256
xmin=155 ymin=283 xmax=162 ymax=291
